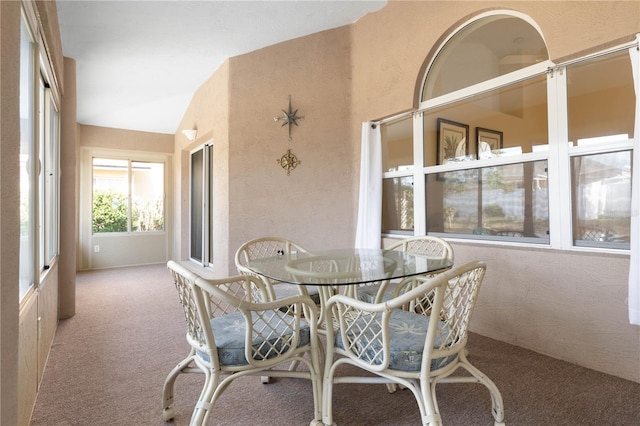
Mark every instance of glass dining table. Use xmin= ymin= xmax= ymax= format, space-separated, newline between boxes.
xmin=246 ymin=248 xmax=453 ymax=426
xmin=244 ymin=247 xmax=453 ymax=307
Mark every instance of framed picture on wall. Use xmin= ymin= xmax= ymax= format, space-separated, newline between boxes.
xmin=437 ymin=118 xmax=469 ymax=164
xmin=476 ymin=127 xmax=503 ymax=159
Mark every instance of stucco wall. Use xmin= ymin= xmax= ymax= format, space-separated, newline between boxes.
xmin=226 ymin=26 xmax=356 ymax=262
xmin=79 ymin=124 xmax=174 ymax=153
xmin=354 ymin=1 xmax=640 ymax=383
xmin=453 ymin=243 xmax=635 ymax=380
xmin=173 ymin=28 xmax=357 ymax=275
xmin=0 ymin=2 xmax=22 ymax=424
xmin=172 ymin=1 xmax=640 ymax=382
xmin=174 ymin=61 xmax=231 ymax=276
xmin=77 ymin=125 xmax=174 ymax=270
xmin=350 ymin=1 xmax=640 ymax=122
xmin=59 ymin=57 xmax=77 ymax=319
xmin=1 ymin=1 xmax=72 ymax=422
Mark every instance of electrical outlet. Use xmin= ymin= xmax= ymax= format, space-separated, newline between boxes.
xmin=94 ymin=245 xmax=100 ymax=253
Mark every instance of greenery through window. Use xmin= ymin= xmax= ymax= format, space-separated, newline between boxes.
xmin=92 ymin=158 xmax=164 ymax=233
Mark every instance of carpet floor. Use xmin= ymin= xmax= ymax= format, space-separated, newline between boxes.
xmin=30 ymin=263 xmax=640 ymax=425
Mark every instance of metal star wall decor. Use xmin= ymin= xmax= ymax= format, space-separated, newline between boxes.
xmin=273 ymin=95 xmax=304 ymax=141
xmin=276 ymin=149 xmax=300 ymax=175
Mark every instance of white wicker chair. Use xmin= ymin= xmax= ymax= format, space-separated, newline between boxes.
xmin=358 ymin=236 xmax=454 ymax=304
xmin=322 ymin=261 xmax=504 ymax=426
xmin=235 ymin=237 xmax=326 ymax=381
xmin=235 ymin=236 xmax=321 ymax=304
xmin=162 ymin=261 xmax=323 ymax=425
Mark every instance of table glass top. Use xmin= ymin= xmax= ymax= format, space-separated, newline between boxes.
xmin=245 ymin=248 xmax=453 ymax=286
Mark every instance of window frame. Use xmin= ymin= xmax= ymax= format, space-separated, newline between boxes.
xmin=380 ymin=12 xmax=637 ymax=254
xmin=39 ymin=79 xmax=60 ymax=270
xmin=568 ymin=145 xmax=633 ymax=250
xmin=19 ymin=4 xmax=62 ymax=302
xmin=91 ymin=156 xmax=167 ymax=235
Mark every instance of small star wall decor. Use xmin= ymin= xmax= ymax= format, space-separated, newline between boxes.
xmin=273 ymin=95 xmax=304 ymax=141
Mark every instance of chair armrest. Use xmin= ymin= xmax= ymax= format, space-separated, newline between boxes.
xmin=327 ymin=275 xmax=441 ymax=313
xmin=194 ymin=275 xmax=319 ymax=368
xmin=325 ymin=277 xmax=445 ymax=371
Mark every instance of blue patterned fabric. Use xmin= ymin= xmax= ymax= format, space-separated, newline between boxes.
xmin=197 ymin=311 xmax=311 ymax=366
xmin=336 ymin=308 xmax=456 ymax=371
xmin=273 ymin=283 xmax=321 ymax=304
xmin=357 ymin=282 xmax=398 ymax=304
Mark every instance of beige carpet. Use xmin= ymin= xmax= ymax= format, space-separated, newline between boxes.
xmin=30 ymin=263 xmax=640 ymax=425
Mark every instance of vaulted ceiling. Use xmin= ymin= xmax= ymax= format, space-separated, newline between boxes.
xmin=57 ymin=0 xmax=387 ymax=134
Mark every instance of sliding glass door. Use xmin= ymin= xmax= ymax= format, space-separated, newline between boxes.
xmin=190 ymin=144 xmax=213 ymax=265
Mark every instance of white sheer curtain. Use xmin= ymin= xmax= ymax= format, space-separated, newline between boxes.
xmin=355 ymin=122 xmax=382 ymax=249
xmin=629 ymin=36 xmax=640 ymax=325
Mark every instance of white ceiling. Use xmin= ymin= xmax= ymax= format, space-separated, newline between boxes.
xmin=56 ymin=0 xmax=387 ymax=134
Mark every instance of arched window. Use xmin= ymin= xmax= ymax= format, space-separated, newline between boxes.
xmin=381 ymin=11 xmax=636 ymax=251
xmin=422 ymin=15 xmax=548 ymax=101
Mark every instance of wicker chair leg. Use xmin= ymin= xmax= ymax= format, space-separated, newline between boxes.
xmin=457 ymin=353 xmax=505 ymax=425
xmin=162 ymin=350 xmax=196 ymax=421
xmin=321 ymin=362 xmax=340 ymax=426
xmin=190 ymin=369 xmax=216 ymax=426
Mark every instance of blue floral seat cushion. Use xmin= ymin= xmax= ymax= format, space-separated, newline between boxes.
xmin=357 ymin=282 xmax=400 ymax=304
xmin=336 ymin=308 xmax=456 ymax=372
xmin=273 ymin=283 xmax=321 ymax=305
xmin=198 ymin=311 xmax=311 ymax=366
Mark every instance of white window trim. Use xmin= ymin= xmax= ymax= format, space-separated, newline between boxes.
xmin=378 ymin=22 xmax=637 ymax=255
xmin=79 ymin=148 xmax=170 ymax=269
xmin=417 ymin=61 xmax=553 ymax=114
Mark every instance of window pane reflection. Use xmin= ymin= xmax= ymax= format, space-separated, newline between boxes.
xmin=423 ymin=75 xmax=548 ymax=167
xmin=571 ymin=151 xmax=631 ymax=249
xmin=382 ymin=176 xmax=414 ymax=233
xmin=423 ymin=15 xmax=548 ymax=100
xmin=567 ymin=50 xmax=634 ymax=144
xmin=382 ymin=117 xmax=414 ymax=173
xmin=426 ymin=161 xmax=549 ymax=241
